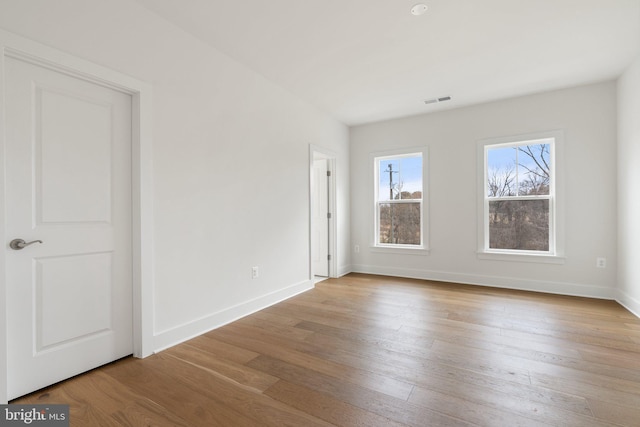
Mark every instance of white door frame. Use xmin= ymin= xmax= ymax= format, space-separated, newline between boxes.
xmin=309 ymin=145 xmax=337 ymax=280
xmin=0 ymin=30 xmax=154 ymax=403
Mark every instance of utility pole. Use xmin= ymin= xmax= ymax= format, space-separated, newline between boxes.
xmin=388 ymin=164 xmax=394 ymax=200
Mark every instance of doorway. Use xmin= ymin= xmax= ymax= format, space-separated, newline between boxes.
xmin=310 ymin=147 xmax=336 ymax=282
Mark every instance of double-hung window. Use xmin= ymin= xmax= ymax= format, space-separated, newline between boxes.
xmin=373 ymin=149 xmax=427 ymax=251
xmin=478 ymin=131 xmax=564 ymax=262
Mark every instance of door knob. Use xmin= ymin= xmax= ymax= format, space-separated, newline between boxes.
xmin=9 ymin=239 xmax=43 ymax=250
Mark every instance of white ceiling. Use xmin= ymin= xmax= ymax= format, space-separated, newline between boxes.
xmin=133 ymin=0 xmax=640 ymax=126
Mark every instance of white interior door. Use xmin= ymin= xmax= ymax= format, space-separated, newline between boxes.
xmin=312 ymin=158 xmax=329 ymax=277
xmin=5 ymin=56 xmax=133 ymax=400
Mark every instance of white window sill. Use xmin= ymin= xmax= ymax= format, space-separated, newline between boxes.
xmin=477 ymin=251 xmax=565 ymax=264
xmin=370 ymin=245 xmax=430 ymax=256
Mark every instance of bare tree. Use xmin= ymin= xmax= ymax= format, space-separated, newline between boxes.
xmin=487 ymin=165 xmax=516 ymax=197
xmin=517 ymin=144 xmax=550 ymax=195
xmin=518 ymin=144 xmax=550 ymax=177
xmin=379 ymin=186 xmax=422 ymax=245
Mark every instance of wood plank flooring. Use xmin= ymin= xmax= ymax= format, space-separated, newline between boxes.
xmin=13 ymin=273 xmax=640 ymax=426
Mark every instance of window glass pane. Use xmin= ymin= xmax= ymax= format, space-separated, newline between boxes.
xmin=517 ymin=144 xmax=550 ymax=196
xmin=487 ymin=143 xmax=551 ymax=197
xmin=398 ymin=156 xmax=422 ymax=199
xmin=378 ymin=155 xmax=422 ymax=201
xmin=487 ymin=147 xmax=516 ymax=197
xmin=379 ymin=202 xmax=421 ymax=245
xmin=489 ymin=199 xmax=549 ymax=251
xmin=379 ymin=159 xmax=400 ymax=201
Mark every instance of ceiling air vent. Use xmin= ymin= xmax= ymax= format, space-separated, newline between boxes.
xmin=424 ymin=96 xmax=452 ymax=105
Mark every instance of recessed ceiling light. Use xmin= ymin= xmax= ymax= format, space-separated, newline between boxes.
xmin=411 ymin=4 xmax=428 ymax=16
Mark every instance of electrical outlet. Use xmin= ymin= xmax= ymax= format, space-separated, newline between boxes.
xmin=251 ymin=266 xmax=259 ymax=279
xmin=354 ymin=245 xmax=360 ymax=253
xmin=596 ymin=258 xmax=606 ymax=269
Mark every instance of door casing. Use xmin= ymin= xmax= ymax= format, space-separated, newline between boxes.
xmin=309 ymin=145 xmax=337 ymax=280
xmin=0 ymin=29 xmax=154 ymax=403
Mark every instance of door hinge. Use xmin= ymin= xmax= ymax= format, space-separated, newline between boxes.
xmin=327 ymin=254 xmax=332 ymax=261
xmin=327 ymin=170 xmax=331 ymax=177
xmin=327 ymin=212 xmax=332 ymax=219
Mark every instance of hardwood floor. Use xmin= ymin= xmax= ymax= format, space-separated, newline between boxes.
xmin=13 ymin=273 xmax=640 ymax=426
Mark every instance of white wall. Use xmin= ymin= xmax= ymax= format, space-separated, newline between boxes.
xmin=0 ymin=0 xmax=349 ymax=351
xmin=350 ymin=82 xmax=618 ymax=298
xmin=617 ymin=56 xmax=640 ymax=316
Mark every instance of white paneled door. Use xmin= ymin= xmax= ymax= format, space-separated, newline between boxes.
xmin=5 ymin=56 xmax=133 ymax=400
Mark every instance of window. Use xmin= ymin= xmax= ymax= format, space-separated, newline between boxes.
xmin=478 ymin=131 xmax=564 ymax=262
xmin=373 ymin=149 xmax=426 ymax=250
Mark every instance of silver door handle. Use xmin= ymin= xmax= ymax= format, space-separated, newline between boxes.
xmin=9 ymin=239 xmax=43 ymax=250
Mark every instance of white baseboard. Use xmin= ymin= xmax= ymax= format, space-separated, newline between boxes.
xmin=351 ymin=264 xmax=615 ymax=300
xmin=616 ymin=289 xmax=640 ymax=319
xmin=152 ymin=279 xmax=313 ymax=352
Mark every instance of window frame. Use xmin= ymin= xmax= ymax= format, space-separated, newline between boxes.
xmin=371 ymin=147 xmax=429 ymax=255
xmin=477 ymin=131 xmax=565 ymax=264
